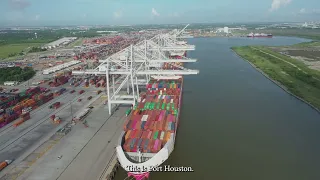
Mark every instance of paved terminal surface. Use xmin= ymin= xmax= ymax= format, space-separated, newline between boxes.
xmin=16 ymin=103 xmax=127 ymax=180
xmin=0 ymin=90 xmax=96 ymax=162
xmin=0 ymin=89 xmax=102 ymax=180
xmin=0 ymin=76 xmax=124 ymax=179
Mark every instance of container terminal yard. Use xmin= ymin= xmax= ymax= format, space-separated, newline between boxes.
xmin=0 ymin=25 xmax=199 ymax=180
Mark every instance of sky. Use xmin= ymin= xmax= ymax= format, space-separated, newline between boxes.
xmin=0 ymin=0 xmax=320 ymax=26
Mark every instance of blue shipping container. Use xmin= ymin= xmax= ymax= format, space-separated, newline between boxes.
xmin=141 ymin=121 xmax=146 ymax=129
xmin=130 ymin=138 xmax=136 ymax=148
xmin=137 ymin=139 xmax=143 ymax=148
xmin=171 ymin=122 xmax=175 ymax=131
xmin=144 ymin=139 xmax=149 ymax=150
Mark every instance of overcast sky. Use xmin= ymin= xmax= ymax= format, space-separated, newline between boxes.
xmin=0 ymin=0 xmax=320 ymax=26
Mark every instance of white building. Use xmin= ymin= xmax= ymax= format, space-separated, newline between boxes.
xmin=42 ymin=60 xmax=81 ymax=75
xmin=43 ymin=37 xmax=77 ymax=49
xmin=223 ymin=27 xmax=229 ymax=34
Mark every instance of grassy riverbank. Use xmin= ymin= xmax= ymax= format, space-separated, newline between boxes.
xmin=291 ymin=41 xmax=320 ymax=48
xmin=231 ymin=45 xmax=320 ymax=110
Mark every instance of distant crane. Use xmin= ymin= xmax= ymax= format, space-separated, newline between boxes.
xmin=72 ymin=24 xmax=199 ymax=115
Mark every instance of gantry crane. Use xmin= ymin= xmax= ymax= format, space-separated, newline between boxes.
xmin=72 ymin=24 xmax=199 ymax=115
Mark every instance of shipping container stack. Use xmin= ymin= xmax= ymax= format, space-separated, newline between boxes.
xmin=13 ymin=112 xmax=31 ymax=127
xmin=50 ymin=75 xmax=69 ymax=87
xmin=72 ymin=77 xmax=83 ymax=87
xmin=0 ymin=87 xmax=62 ymax=129
xmin=53 ymin=88 xmax=66 ymax=97
xmin=122 ymin=79 xmax=182 ymax=153
xmin=54 ymin=102 xmax=61 ymax=109
xmin=163 ymin=62 xmax=184 ymax=70
xmin=86 ymin=75 xmax=119 ymax=88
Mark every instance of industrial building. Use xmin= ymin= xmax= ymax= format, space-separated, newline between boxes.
xmin=42 ymin=60 xmax=81 ymax=74
xmin=215 ymin=27 xmax=247 ymax=34
xmin=42 ymin=37 xmax=77 ymax=49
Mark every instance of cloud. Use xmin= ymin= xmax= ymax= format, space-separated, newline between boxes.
xmin=297 ymin=8 xmax=320 ymax=14
xmin=269 ymin=0 xmax=291 ymax=12
xmin=309 ymin=9 xmax=320 ymax=14
xmin=113 ymin=10 xmax=123 ymax=18
xmin=8 ymin=0 xmax=31 ymax=11
xmin=299 ymin=8 xmax=306 ymax=14
xmin=152 ymin=8 xmax=160 ymax=16
xmin=35 ymin=14 xmax=40 ymax=21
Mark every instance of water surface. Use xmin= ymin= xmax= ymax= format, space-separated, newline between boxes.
xmin=115 ymin=37 xmax=320 ymax=180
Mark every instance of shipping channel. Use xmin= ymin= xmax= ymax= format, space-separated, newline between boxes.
xmin=114 ymin=36 xmax=320 ymax=180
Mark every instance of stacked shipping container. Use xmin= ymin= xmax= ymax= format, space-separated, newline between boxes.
xmin=122 ymin=78 xmax=182 ymax=153
xmin=49 ymin=75 xmax=69 ymax=87
xmin=0 ymin=87 xmax=64 ymax=129
xmin=13 ymin=112 xmax=30 ymax=127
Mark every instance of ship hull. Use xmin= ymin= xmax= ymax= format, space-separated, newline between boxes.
xmin=116 ymin=77 xmax=183 ymax=179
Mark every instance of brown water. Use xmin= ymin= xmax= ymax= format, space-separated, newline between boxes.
xmin=114 ymin=37 xmax=320 ymax=180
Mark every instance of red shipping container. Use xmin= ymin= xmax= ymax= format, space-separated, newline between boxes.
xmin=143 ymin=131 xmax=149 ymax=139
xmin=135 ymin=130 xmax=141 ymax=139
xmin=130 ymin=130 xmax=136 ymax=138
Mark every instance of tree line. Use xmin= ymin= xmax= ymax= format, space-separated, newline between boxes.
xmin=0 ymin=67 xmax=36 ymax=83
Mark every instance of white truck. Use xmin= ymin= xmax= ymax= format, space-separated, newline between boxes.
xmin=4 ymin=81 xmax=18 ymax=86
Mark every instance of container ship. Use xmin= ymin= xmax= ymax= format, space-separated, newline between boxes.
xmin=116 ymin=59 xmax=185 ymax=180
xmin=247 ymin=32 xmax=273 ymax=38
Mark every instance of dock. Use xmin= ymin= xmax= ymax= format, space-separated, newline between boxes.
xmin=99 ymin=152 xmax=120 ymax=180
xmin=7 ymin=96 xmax=126 ymax=180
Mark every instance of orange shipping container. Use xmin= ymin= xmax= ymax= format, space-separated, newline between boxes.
xmin=165 ymin=132 xmax=171 ymax=141
xmin=0 ymin=161 xmax=8 ymax=171
xmin=125 ymin=130 xmax=131 ymax=140
xmin=13 ymin=119 xmax=24 ymax=127
xmin=0 ymin=117 xmax=4 ymax=123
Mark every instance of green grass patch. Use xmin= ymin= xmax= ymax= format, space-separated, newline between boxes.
xmin=232 ymin=46 xmax=320 ymax=110
xmin=0 ymin=43 xmax=43 ymax=59
xmin=291 ymin=41 xmax=320 ymax=47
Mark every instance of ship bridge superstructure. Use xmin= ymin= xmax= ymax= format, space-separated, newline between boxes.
xmin=72 ymin=24 xmax=199 ymax=114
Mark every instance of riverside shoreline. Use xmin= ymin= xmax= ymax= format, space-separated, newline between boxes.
xmin=231 ymin=48 xmax=320 ymax=114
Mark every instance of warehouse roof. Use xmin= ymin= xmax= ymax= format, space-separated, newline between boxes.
xmin=43 ymin=37 xmax=77 ymax=48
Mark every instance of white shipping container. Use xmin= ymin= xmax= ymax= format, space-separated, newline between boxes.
xmin=158 ymin=95 xmax=161 ymax=99
xmin=142 ymin=99 xmax=146 ymax=103
xmin=141 ymin=115 xmax=148 ymax=121
xmin=171 ymin=99 xmax=173 ymax=103
xmin=160 ymin=131 xmax=165 ymax=140
xmin=164 ymin=88 xmax=166 ymax=91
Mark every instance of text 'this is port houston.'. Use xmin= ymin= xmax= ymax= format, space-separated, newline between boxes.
xmin=126 ymin=165 xmax=194 ymax=172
